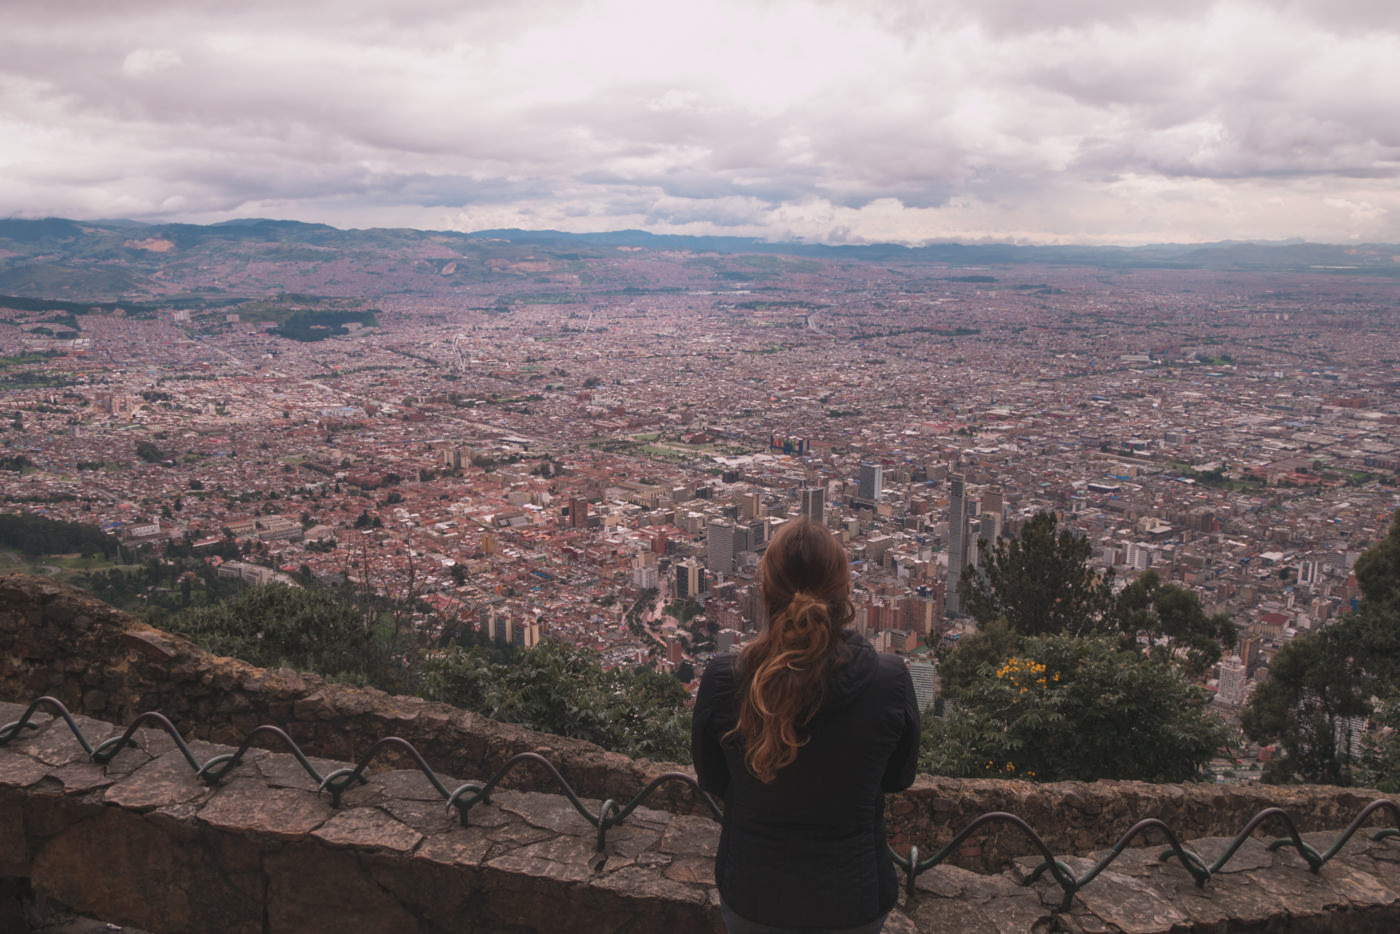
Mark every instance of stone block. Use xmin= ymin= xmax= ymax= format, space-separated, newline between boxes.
xmin=0 ymin=877 xmax=29 ymax=934
xmin=29 ymin=808 xmax=262 ymax=934
xmin=265 ymin=843 xmax=421 ymax=934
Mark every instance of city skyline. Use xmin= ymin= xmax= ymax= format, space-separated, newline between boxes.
xmin=3 ymin=1 xmax=1399 ymax=246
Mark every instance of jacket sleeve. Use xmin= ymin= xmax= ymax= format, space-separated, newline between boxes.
xmin=881 ymin=663 xmax=921 ymax=792
xmin=691 ymin=661 xmax=731 ymax=798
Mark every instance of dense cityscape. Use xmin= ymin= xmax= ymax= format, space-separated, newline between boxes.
xmin=1 ymin=221 xmax=1397 ymax=782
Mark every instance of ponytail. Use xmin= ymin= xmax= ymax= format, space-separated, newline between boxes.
xmin=728 ymin=590 xmax=837 ymax=782
xmin=726 ymin=518 xmax=853 ymax=782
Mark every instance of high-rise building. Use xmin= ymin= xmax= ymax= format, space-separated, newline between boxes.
xmin=486 ymin=606 xmax=537 ymax=647
xmin=707 ymin=520 xmax=735 ymax=573
xmin=1126 ymin=541 xmax=1153 ymax=571
xmin=1216 ymin=655 xmax=1248 ymax=706
xmin=739 ymin=492 xmax=763 ymax=520
xmin=666 ymin=637 xmax=685 ymax=666
xmin=908 ymin=660 xmax=938 ymax=712
xmin=980 ymin=486 xmax=1004 ymax=544
xmin=511 ymin=618 xmax=541 ymax=650
xmin=946 ymin=474 xmax=966 ymax=616
xmin=857 ymin=462 xmax=883 ymax=504
xmin=568 ymin=497 xmax=590 ymax=529
xmin=732 ymin=519 xmax=766 ymax=555
xmin=799 ymin=486 xmax=825 ymax=524
xmin=676 ymin=559 xmax=706 ymax=600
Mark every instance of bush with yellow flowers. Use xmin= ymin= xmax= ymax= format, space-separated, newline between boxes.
xmin=921 ymin=633 xmax=1228 ymax=783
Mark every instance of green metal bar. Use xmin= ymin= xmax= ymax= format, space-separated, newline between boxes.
xmin=196 ymin=724 xmax=327 ymax=787
xmin=595 ymin=799 xmax=619 ymax=852
xmin=90 ymin=711 xmax=201 ymax=771
xmin=1074 ymin=819 xmax=1209 ymax=889
xmin=1313 ymin=800 xmax=1400 ymax=864
xmin=604 ymin=771 xmax=723 ymax=824
xmin=0 ymin=696 xmax=94 ymax=756
xmin=447 ymin=752 xmax=601 ymax=827
xmin=897 ymin=812 xmax=1080 ymax=911
xmin=318 ymin=736 xmax=429 ymax=806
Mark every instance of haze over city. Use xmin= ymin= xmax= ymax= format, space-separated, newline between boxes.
xmin=3 ymin=0 xmax=1400 ymax=245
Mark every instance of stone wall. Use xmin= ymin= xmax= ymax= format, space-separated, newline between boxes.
xmin=0 ymin=576 xmax=708 ymax=817
xmin=4 ymin=701 xmax=1400 ymax=934
xmin=0 ymin=574 xmax=1391 ymax=873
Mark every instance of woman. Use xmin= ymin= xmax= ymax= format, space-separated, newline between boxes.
xmin=692 ymin=518 xmax=921 ymax=934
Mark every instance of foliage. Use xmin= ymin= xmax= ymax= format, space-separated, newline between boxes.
xmin=663 ymin=599 xmax=702 ymax=624
xmin=0 ymin=512 xmax=118 ymax=558
xmin=935 ymin=619 xmax=1021 ymax=699
xmin=1354 ymin=511 xmax=1400 ymax=606
xmin=166 ymin=584 xmax=384 ymax=682
xmin=1242 ymin=510 xmax=1400 ymax=785
xmin=1361 ymin=698 xmax=1400 ymax=793
xmin=0 ymin=455 xmax=34 ymax=472
xmin=1240 ymin=614 xmax=1380 ymax=785
xmin=1110 ymin=570 xmax=1237 ymax=676
xmin=958 ymin=511 xmax=1114 ymax=636
xmin=418 ymin=640 xmax=691 ymax=762
xmin=144 ymin=575 xmax=693 ymax=762
xmin=273 ymin=309 xmax=377 ymax=341
xmin=923 ymin=634 xmax=1228 ymax=783
xmin=135 ymin=440 xmax=167 ymax=463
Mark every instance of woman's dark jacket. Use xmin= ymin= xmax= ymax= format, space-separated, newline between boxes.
xmin=691 ymin=631 xmax=921 ymax=929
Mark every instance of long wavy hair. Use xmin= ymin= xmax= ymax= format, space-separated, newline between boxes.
xmin=726 ymin=518 xmax=854 ymax=782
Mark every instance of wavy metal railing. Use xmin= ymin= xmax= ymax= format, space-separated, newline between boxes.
xmin=0 ymin=696 xmax=718 ymax=856
xmin=2 ymin=696 xmax=1396 ymax=910
xmin=886 ymin=797 xmax=1397 ymax=910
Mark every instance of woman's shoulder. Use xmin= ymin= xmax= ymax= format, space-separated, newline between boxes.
xmin=707 ymin=651 xmax=738 ymax=674
xmin=871 ymin=652 xmax=914 ymax=697
xmin=699 ymin=652 xmax=739 ymax=692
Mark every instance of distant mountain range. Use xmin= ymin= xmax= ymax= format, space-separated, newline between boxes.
xmin=0 ymin=217 xmax=1395 ymax=302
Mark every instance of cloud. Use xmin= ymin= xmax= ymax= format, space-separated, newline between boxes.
xmin=0 ymin=0 xmax=1398 ymax=243
xmin=121 ymin=48 xmax=183 ymax=77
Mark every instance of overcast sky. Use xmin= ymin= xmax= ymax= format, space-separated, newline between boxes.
xmin=2 ymin=0 xmax=1398 ymax=245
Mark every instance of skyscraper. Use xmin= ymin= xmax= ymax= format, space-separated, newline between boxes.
xmin=980 ymin=486 xmax=1004 ymax=543
xmin=799 ymin=486 xmax=825 ymax=524
xmin=708 ymin=519 xmax=735 ymax=573
xmin=908 ymin=660 xmax=938 ymax=712
xmin=739 ymin=491 xmax=763 ymax=519
xmin=858 ymin=462 xmax=883 ymax=504
xmin=676 ymin=559 xmax=706 ymax=600
xmin=946 ymin=473 xmax=966 ymax=615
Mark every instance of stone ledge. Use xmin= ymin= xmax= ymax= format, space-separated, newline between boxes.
xmin=2 ymin=705 xmax=1400 ymax=933
xmin=0 ymin=575 xmax=1395 ymax=873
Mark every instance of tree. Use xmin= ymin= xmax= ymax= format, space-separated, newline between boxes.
xmin=1242 ymin=510 xmax=1400 ymax=785
xmin=168 ymin=584 xmax=382 ymax=681
xmin=135 ymin=440 xmax=167 ymax=464
xmin=935 ymin=618 xmax=1021 ymax=699
xmin=958 ymin=511 xmax=1113 ymax=636
xmin=1240 ymin=619 xmax=1377 ymax=785
xmin=1354 ymin=510 xmax=1400 ymax=607
xmin=1111 ymin=570 xmax=1236 ymax=677
xmin=924 ymin=634 xmax=1227 ymax=783
xmin=419 ymin=640 xmax=691 ymax=762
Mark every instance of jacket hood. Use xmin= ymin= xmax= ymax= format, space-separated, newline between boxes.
xmin=823 ymin=629 xmax=880 ymax=711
